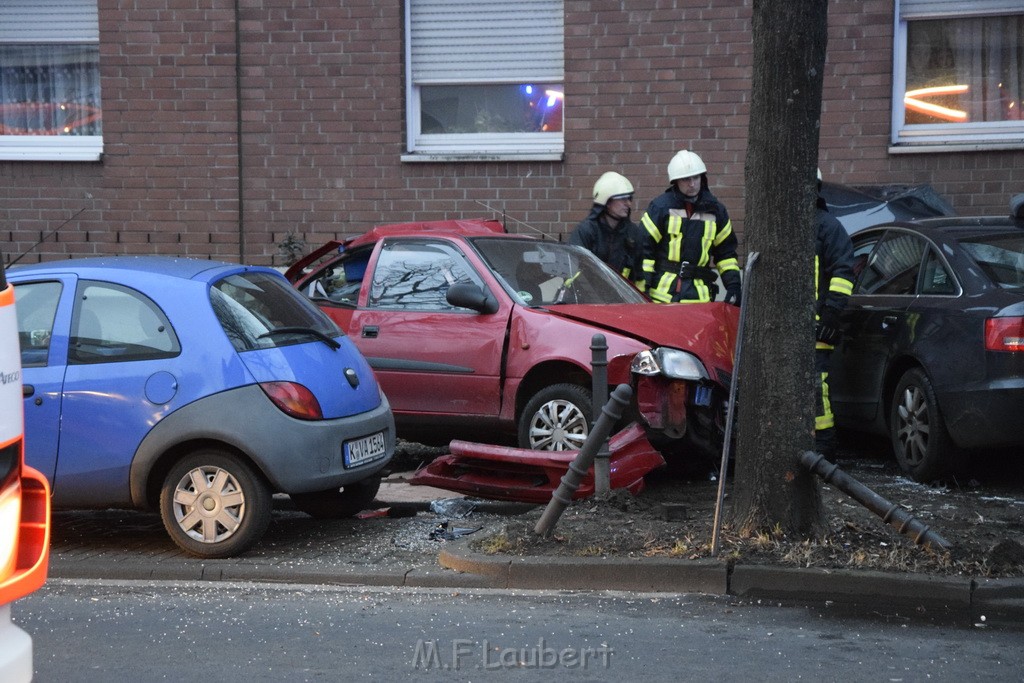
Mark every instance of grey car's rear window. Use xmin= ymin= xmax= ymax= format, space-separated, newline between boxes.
xmin=211 ymin=272 xmax=343 ymax=351
xmin=959 ymin=234 xmax=1024 ymax=289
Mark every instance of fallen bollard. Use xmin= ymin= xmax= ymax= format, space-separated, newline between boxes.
xmin=799 ymin=451 xmax=952 ymax=552
xmin=534 ymin=384 xmax=633 ymax=538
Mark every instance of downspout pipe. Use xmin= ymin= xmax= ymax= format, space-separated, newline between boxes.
xmin=234 ymin=0 xmax=245 ymax=263
xmin=800 ymin=451 xmax=952 ymax=552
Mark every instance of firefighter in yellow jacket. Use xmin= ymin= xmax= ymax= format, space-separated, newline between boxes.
xmin=639 ymin=150 xmax=742 ymax=305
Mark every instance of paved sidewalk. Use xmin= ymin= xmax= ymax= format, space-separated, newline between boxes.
xmin=46 ymin=477 xmax=1024 ymax=630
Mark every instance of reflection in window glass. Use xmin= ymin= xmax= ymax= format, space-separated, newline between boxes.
xmin=960 ymin=234 xmax=1024 ymax=288
xmin=211 ymin=272 xmax=342 ymax=352
xmin=858 ymin=232 xmax=925 ymax=296
xmin=14 ymin=281 xmax=62 ymax=367
xmin=369 ymin=242 xmax=480 ymax=310
xmin=920 ymin=250 xmax=957 ymax=295
xmin=474 ymin=238 xmax=647 ymax=306
xmin=0 ymin=45 xmax=102 ymax=136
xmin=904 ymin=17 xmax=1023 ymax=126
xmin=70 ymin=282 xmax=179 ymax=364
xmin=421 ymin=84 xmax=563 ymax=134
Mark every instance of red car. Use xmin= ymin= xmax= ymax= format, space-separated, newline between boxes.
xmin=287 ymin=219 xmax=738 ymax=463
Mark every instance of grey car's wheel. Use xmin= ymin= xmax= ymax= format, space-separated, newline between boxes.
xmin=518 ymin=384 xmax=592 ymax=451
xmin=890 ymin=368 xmax=955 ymax=482
xmin=159 ymin=450 xmax=272 ymax=559
xmin=290 ymin=475 xmax=382 ymax=519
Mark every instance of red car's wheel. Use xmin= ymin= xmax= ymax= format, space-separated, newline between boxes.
xmin=518 ymin=384 xmax=592 ymax=451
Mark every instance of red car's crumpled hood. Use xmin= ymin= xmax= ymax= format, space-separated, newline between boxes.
xmin=539 ymin=301 xmax=739 ymax=379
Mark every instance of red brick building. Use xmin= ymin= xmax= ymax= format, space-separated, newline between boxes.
xmin=2 ymin=1 xmax=1022 ymax=265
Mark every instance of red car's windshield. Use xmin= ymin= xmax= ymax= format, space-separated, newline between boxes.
xmin=472 ymin=237 xmax=648 ymax=306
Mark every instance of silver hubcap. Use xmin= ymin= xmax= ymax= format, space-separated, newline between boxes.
xmin=528 ymin=399 xmax=589 ymax=451
xmin=895 ymin=384 xmax=930 ymax=467
xmin=172 ymin=465 xmax=246 ymax=543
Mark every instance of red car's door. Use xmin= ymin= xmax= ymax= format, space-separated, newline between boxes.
xmin=349 ymin=238 xmax=511 ymax=417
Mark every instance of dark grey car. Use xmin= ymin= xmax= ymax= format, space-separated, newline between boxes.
xmin=830 ymin=197 xmax=1024 ymax=482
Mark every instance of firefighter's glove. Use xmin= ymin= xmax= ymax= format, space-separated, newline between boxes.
xmin=723 ymin=284 xmax=742 ymax=307
xmin=816 ymin=305 xmax=843 ymax=345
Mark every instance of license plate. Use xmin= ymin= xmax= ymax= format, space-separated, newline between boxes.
xmin=343 ymin=431 xmax=387 ymax=468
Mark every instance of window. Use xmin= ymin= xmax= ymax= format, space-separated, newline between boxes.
xmin=856 ymin=230 xmax=926 ymax=296
xmin=0 ymin=0 xmax=102 ymax=161
xmin=960 ymin=233 xmax=1024 ymax=289
xmin=892 ymin=1 xmax=1024 ymax=150
xmin=14 ymin=281 xmax=62 ymax=367
xmin=404 ymin=0 xmax=564 ymax=161
xmin=70 ymin=282 xmax=179 ymax=364
xmin=369 ymin=241 xmax=481 ymax=310
xmin=211 ymin=273 xmax=343 ymax=353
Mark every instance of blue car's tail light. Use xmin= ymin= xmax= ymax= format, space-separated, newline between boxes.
xmin=259 ymin=381 xmax=324 ymax=420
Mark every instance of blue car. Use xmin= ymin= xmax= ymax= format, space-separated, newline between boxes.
xmin=9 ymin=256 xmax=395 ymax=558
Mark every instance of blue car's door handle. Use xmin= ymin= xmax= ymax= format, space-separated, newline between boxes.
xmin=881 ymin=315 xmax=898 ymax=329
xmin=22 ymin=384 xmax=34 ymax=398
xmin=362 ymin=325 xmax=379 ymax=338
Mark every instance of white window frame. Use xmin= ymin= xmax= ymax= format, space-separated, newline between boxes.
xmin=402 ymin=0 xmax=564 ymax=162
xmin=0 ymin=0 xmax=102 ymax=162
xmin=891 ymin=0 xmax=1024 ymax=153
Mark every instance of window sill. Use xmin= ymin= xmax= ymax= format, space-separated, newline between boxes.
xmin=401 ymin=152 xmax=564 ymax=163
xmin=0 ymin=136 xmax=104 ymax=162
xmin=889 ymin=141 xmax=1024 ymax=154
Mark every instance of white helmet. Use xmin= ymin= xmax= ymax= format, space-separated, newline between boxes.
xmin=592 ymin=171 xmax=634 ymax=206
xmin=667 ymin=150 xmax=707 ymax=183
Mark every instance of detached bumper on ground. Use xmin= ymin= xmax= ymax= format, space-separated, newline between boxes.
xmin=409 ymin=423 xmax=665 ymax=503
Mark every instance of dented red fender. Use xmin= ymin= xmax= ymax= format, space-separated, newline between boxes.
xmin=409 ymin=423 xmax=665 ymax=503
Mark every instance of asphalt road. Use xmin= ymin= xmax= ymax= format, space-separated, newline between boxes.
xmin=16 ymin=579 xmax=1024 ymax=682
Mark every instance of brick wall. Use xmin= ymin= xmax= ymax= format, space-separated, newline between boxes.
xmin=2 ymin=0 xmax=1021 ymax=266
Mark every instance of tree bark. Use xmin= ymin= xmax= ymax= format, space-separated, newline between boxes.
xmin=729 ymin=0 xmax=829 ymax=538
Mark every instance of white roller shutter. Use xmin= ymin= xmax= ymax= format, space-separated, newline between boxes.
xmin=410 ymin=0 xmax=563 ymax=84
xmin=0 ymin=0 xmax=99 ymax=43
xmin=900 ymin=0 xmax=1023 ymax=19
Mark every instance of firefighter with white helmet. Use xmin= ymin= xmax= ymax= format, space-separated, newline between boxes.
xmin=568 ymin=171 xmax=646 ymax=290
xmin=813 ymin=167 xmax=856 ymax=458
xmin=639 ymin=150 xmax=742 ymax=304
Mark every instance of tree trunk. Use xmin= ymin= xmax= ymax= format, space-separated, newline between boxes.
xmin=729 ymin=0 xmax=829 ymax=538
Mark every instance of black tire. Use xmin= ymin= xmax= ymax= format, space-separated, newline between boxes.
xmin=518 ymin=383 xmax=592 ymax=451
xmin=890 ymin=368 xmax=955 ymax=482
xmin=289 ymin=475 xmax=382 ymax=519
xmin=159 ymin=450 xmax=272 ymax=559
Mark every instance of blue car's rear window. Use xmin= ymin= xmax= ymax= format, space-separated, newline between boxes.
xmin=211 ymin=272 xmax=344 ymax=352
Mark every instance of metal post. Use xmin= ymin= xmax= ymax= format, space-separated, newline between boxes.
xmin=800 ymin=451 xmax=951 ymax=551
xmin=534 ymin=384 xmax=633 ymax=538
xmin=590 ymin=334 xmax=610 ymax=495
xmin=711 ymin=251 xmax=759 ymax=557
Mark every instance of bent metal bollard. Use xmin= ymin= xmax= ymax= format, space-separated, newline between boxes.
xmin=800 ymin=451 xmax=952 ymax=552
xmin=590 ymin=333 xmax=610 ymax=496
xmin=534 ymin=384 xmax=633 ymax=538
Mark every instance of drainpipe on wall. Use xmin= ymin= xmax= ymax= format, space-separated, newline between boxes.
xmin=234 ymin=0 xmax=245 ymax=263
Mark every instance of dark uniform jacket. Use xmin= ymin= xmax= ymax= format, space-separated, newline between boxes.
xmin=815 ymin=199 xmax=856 ymax=316
xmin=639 ymin=180 xmax=741 ymax=303
xmin=569 ymin=205 xmax=646 ymax=288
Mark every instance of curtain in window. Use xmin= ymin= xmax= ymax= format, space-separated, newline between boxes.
xmin=0 ymin=44 xmax=101 ymax=136
xmin=951 ymin=16 xmax=1023 ymax=123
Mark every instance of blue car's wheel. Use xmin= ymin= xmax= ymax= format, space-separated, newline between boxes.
xmin=159 ymin=450 xmax=272 ymax=558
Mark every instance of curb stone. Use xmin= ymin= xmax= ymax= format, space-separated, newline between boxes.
xmin=438 ymin=538 xmax=1024 ymax=629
